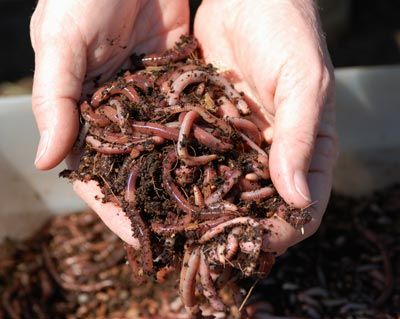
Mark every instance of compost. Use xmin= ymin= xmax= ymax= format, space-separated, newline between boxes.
xmin=61 ymin=35 xmax=312 ymax=317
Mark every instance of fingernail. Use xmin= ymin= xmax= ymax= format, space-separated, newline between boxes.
xmin=294 ymin=170 xmax=311 ymax=203
xmin=35 ymin=130 xmax=49 ymax=165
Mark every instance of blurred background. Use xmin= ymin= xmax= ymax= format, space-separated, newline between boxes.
xmin=0 ymin=0 xmax=399 ymax=96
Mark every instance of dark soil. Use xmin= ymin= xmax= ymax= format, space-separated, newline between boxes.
xmin=247 ymin=185 xmax=400 ymax=318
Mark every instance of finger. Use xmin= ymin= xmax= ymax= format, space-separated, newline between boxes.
xmin=262 ymin=134 xmax=335 ymax=255
xmin=73 ymin=180 xmax=140 ymax=249
xmin=32 ymin=39 xmax=86 ymax=170
xmin=268 ymin=65 xmax=332 ymax=208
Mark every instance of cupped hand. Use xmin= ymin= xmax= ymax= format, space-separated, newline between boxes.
xmin=30 ymin=0 xmax=189 ymax=169
xmin=30 ymin=0 xmax=189 ymax=247
xmin=195 ymin=0 xmax=338 ymax=254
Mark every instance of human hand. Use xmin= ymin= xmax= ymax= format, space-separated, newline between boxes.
xmin=30 ymin=0 xmax=189 ymax=169
xmin=194 ymin=0 xmax=338 ymax=254
xmin=30 ymin=0 xmax=189 ymax=247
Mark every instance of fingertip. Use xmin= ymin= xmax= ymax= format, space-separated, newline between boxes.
xmin=269 ymin=144 xmax=312 ymax=209
xmin=261 ymin=207 xmax=321 ymax=255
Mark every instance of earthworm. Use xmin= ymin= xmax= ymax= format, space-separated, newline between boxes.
xmin=109 ymin=99 xmax=132 ymax=134
xmin=151 ymin=222 xmax=186 ymax=236
xmin=199 ymin=251 xmax=225 ymax=312
xmin=163 ymin=150 xmax=199 ymax=215
xmin=160 ymin=64 xmax=200 ymax=93
xmin=125 ymin=245 xmax=148 ymax=285
xmin=181 ymin=248 xmax=201 ymax=309
xmin=125 ymin=164 xmax=140 ymax=203
xmin=192 ymin=124 xmax=233 ymax=151
xmin=203 ymin=165 xmax=217 ymax=186
xmin=158 ymin=104 xmax=232 ymax=134
xmin=251 ymin=158 xmax=270 ymax=179
xmin=217 ymin=96 xmax=240 ymax=118
xmin=91 ymin=83 xmax=141 ymax=107
xmin=131 ymin=121 xmax=179 ymax=140
xmin=227 ymin=117 xmax=261 ymax=146
xmin=167 ymin=70 xmax=208 ymax=105
xmin=89 ymin=127 xmax=131 ymax=144
xmin=240 ymin=186 xmax=275 ymax=201
xmin=193 ymin=185 xmax=205 ymax=208
xmin=207 ymin=201 xmax=239 ymax=212
xmin=239 ymin=177 xmax=261 ymax=192
xmin=128 ymin=210 xmax=154 ymax=275
xmin=142 ymin=36 xmax=198 ymax=67
xmin=156 ymin=265 xmax=176 ymax=284
xmin=167 ymin=71 xmax=249 ymax=115
xmin=205 ymin=169 xmax=241 ymax=206
xmin=225 ymin=227 xmax=242 ymax=261
xmin=245 ymin=173 xmax=260 ymax=181
xmin=199 ymin=217 xmax=261 ymax=244
xmin=178 ymin=111 xmax=218 ymax=166
xmin=80 ymin=101 xmax=110 ymax=127
xmin=43 ymin=244 xmax=114 ymax=292
xmin=85 ymin=135 xmax=133 ymax=154
xmin=124 ymin=71 xmax=154 ymax=92
xmin=97 ymin=104 xmax=119 ymax=123
xmin=238 ymin=132 xmax=268 ymax=158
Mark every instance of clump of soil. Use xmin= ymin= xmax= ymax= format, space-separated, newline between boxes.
xmin=63 ymin=35 xmax=311 ymax=318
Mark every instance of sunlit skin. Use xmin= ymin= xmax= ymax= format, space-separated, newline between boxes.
xmin=30 ymin=0 xmax=337 ymax=255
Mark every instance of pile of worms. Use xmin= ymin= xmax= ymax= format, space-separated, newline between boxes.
xmin=0 ymin=211 xmax=240 ymax=319
xmin=66 ymin=35 xmax=311 ymax=318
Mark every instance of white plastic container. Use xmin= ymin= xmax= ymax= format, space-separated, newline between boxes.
xmin=1 ymin=65 xmax=399 ymax=241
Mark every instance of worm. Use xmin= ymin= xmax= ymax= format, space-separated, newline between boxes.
xmin=131 ymin=121 xmax=179 ymax=140
xmin=142 ymin=36 xmax=198 ymax=67
xmin=85 ymin=135 xmax=133 ymax=154
xmin=80 ymin=101 xmax=111 ymax=127
xmin=199 ymin=217 xmax=261 ymax=244
xmin=163 ymin=150 xmax=200 ymax=215
xmin=125 ymin=164 xmax=140 ymax=203
xmin=167 ymin=71 xmax=249 ymax=115
xmin=199 ymin=251 xmax=225 ymax=312
xmin=178 ymin=111 xmax=218 ymax=166
xmin=240 ymin=186 xmax=276 ymax=201
xmin=181 ymin=248 xmax=201 ymax=309
xmin=205 ymin=169 xmax=241 ymax=206
xmin=91 ymin=82 xmax=141 ymax=107
xmin=225 ymin=227 xmax=242 ymax=261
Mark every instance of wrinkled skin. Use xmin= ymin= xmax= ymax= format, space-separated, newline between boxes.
xmin=30 ymin=0 xmax=337 ymax=256
xmin=194 ymin=0 xmax=337 ymax=254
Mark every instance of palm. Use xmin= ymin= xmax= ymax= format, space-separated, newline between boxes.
xmin=195 ymin=0 xmax=337 ymax=252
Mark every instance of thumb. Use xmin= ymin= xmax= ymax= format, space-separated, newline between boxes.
xmin=32 ymin=39 xmax=86 ymax=170
xmin=269 ymin=69 xmax=331 ymax=208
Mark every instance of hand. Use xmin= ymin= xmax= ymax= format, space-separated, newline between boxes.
xmin=195 ymin=0 xmax=338 ymax=254
xmin=31 ymin=0 xmax=189 ymax=169
xmin=30 ymin=0 xmax=189 ymax=248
